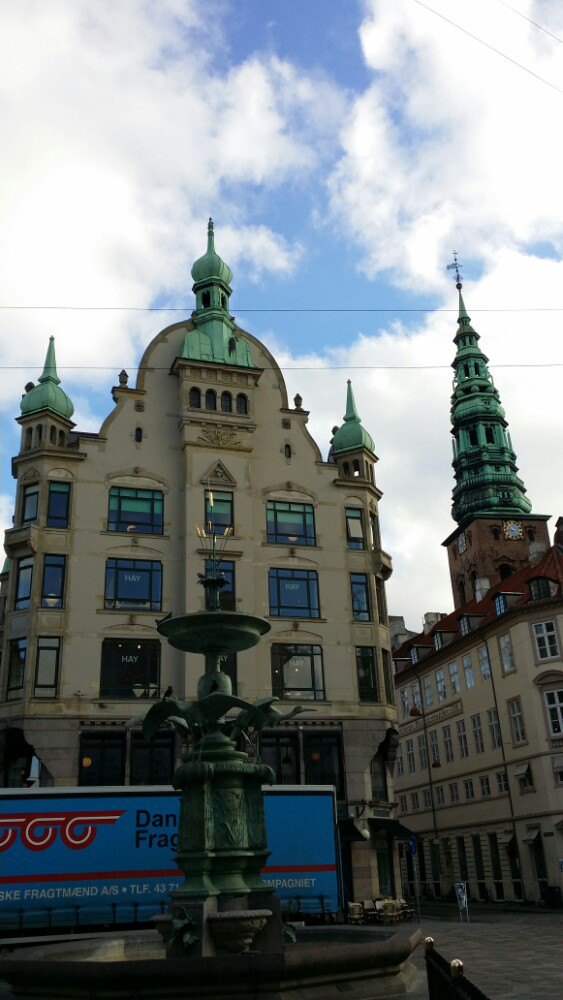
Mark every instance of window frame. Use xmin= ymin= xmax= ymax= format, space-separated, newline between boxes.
xmin=488 ymin=707 xmax=502 ymax=750
xmin=100 ymin=638 xmax=161 ymax=700
xmin=477 ymin=644 xmax=491 ymax=680
xmin=40 ymin=554 xmax=66 ymax=609
xmin=355 ymin=646 xmax=379 ymax=702
xmin=498 ymin=632 xmax=516 ymax=674
xmin=463 ymin=654 xmax=475 ymax=688
xmin=435 ymin=668 xmax=447 ymax=702
xmin=46 ymin=481 xmax=71 ymax=529
xmin=449 ymin=782 xmax=459 ymax=803
xmin=205 ymin=559 xmax=235 ymax=611
xmin=471 ymin=713 xmax=485 ymax=754
xmin=266 ymin=500 xmax=316 ymax=547
xmin=463 ymin=778 xmax=475 ymax=801
xmin=7 ymin=638 xmax=27 ymax=700
xmin=532 ymin=620 xmax=560 ymax=661
xmin=21 ymin=482 xmax=40 ymax=525
xmin=34 ymin=636 xmax=61 ymax=698
xmin=14 ymin=556 xmax=33 ymax=610
xmin=344 ymin=507 xmax=365 ymax=550
xmin=350 ymin=573 xmax=371 ymax=621
xmin=104 ymin=559 xmax=163 ymax=612
xmin=268 ymin=567 xmax=320 ymax=619
xmin=456 ymin=719 xmax=469 ymax=758
xmin=544 ymin=689 xmax=563 ymax=737
xmin=442 ymin=724 xmax=454 ymax=763
xmin=271 ymin=643 xmax=325 ymax=701
xmin=508 ymin=697 xmax=526 ymax=745
xmin=107 ymin=486 xmax=163 ymax=535
xmin=204 ymin=489 xmax=233 ymax=534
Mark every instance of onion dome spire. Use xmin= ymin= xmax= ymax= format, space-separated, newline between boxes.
xmin=20 ymin=336 xmax=74 ymax=419
xmin=330 ymin=380 xmax=376 ymax=455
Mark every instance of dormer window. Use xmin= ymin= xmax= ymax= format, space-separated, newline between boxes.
xmin=410 ymin=647 xmax=419 ymax=664
xmin=494 ymin=594 xmax=507 ymax=616
xmin=529 ymin=577 xmax=555 ymax=601
xmin=434 ymin=632 xmax=443 ymax=651
xmin=459 ymin=615 xmax=470 ymax=636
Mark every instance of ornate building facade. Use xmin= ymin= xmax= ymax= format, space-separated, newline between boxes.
xmin=0 ymin=221 xmax=401 ymax=904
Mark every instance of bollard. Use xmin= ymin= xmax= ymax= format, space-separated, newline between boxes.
xmin=424 ymin=936 xmax=435 ymax=950
xmin=450 ymin=959 xmax=464 ymax=977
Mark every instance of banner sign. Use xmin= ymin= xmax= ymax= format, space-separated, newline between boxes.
xmin=454 ymin=880 xmax=469 ymax=921
xmin=0 ymin=786 xmax=339 ymax=930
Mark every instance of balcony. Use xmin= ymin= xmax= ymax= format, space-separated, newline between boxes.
xmin=3 ymin=523 xmax=39 ymax=557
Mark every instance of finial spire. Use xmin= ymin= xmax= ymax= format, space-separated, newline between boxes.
xmin=446 ymin=251 xmax=463 ymax=290
xmin=207 ymin=217 xmax=215 ymax=253
xmin=344 ymin=379 xmax=359 ymax=423
xmin=39 ymin=335 xmax=61 ymax=385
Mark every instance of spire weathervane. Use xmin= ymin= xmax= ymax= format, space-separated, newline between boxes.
xmin=446 ymin=251 xmax=463 ymax=289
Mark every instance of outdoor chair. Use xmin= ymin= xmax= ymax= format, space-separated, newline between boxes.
xmin=362 ymin=899 xmax=378 ymax=923
xmin=382 ymin=900 xmax=401 ymax=925
xmin=347 ymin=902 xmax=364 ymax=925
xmin=398 ymin=897 xmax=415 ymax=921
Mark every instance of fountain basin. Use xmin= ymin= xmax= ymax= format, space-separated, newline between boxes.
xmin=158 ymin=611 xmax=271 ymax=654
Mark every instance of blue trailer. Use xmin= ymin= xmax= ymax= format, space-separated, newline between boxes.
xmin=0 ymin=785 xmax=340 ymax=932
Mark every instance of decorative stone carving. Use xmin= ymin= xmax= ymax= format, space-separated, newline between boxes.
xmin=208 ymin=910 xmax=271 ymax=953
xmin=282 ymin=418 xmax=291 ymax=429
xmin=199 ymin=427 xmax=239 ymax=448
xmin=20 ymin=467 xmax=40 ymax=482
xmin=134 ymin=401 xmax=145 ymax=411
xmin=201 ymin=461 xmax=237 ymax=486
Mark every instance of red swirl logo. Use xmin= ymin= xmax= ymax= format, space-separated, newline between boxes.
xmin=0 ymin=811 xmax=124 ymax=852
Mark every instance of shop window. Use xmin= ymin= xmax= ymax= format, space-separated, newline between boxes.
xmin=304 ymin=732 xmax=344 ymax=799
xmin=104 ymin=559 xmax=162 ymax=611
xmin=271 ymin=643 xmax=324 ymax=700
xmin=21 ymin=483 xmax=39 ymax=524
xmin=14 ymin=556 xmax=33 ymax=610
xmin=345 ymin=508 xmax=365 ymax=549
xmin=100 ymin=638 xmax=160 ymax=699
xmin=7 ymin=638 xmax=27 ymax=700
xmin=40 ymin=554 xmax=66 ymax=608
xmin=205 ymin=489 xmax=233 ymax=533
xmin=79 ymin=733 xmax=125 ymax=786
xmin=34 ymin=637 xmax=61 ymax=698
xmin=268 ymin=568 xmax=320 ymax=618
xmin=47 ymin=481 xmax=71 ymax=528
xmin=350 ymin=573 xmax=371 ymax=621
xmin=130 ymin=732 xmax=175 ymax=785
xmin=355 ymin=647 xmax=379 ymax=702
xmin=266 ymin=500 xmax=315 ymax=546
xmin=108 ymin=486 xmax=163 ymax=534
xmin=259 ymin=732 xmax=299 ymax=784
xmin=205 ymin=559 xmax=235 ymax=611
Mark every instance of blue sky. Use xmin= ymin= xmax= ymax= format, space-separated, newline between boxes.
xmin=2 ymin=0 xmax=563 ymax=625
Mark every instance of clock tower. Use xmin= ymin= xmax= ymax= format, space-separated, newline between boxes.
xmin=442 ymin=278 xmax=550 ymax=607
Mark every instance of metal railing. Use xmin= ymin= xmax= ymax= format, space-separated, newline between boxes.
xmin=425 ymin=937 xmax=491 ymax=1000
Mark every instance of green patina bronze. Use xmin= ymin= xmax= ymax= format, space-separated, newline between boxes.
xmin=330 ymin=379 xmax=375 ymax=456
xmin=129 ymin=518 xmax=308 ymax=956
xmin=20 ymin=335 xmax=74 ymax=419
xmin=450 ymin=283 xmax=532 ymax=528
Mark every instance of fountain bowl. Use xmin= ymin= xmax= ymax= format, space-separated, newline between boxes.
xmin=158 ymin=611 xmax=271 ymax=654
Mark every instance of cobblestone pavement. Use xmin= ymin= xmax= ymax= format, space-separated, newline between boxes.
xmin=406 ymin=913 xmax=563 ymax=999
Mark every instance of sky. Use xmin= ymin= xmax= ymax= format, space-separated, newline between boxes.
xmin=1 ymin=0 xmax=563 ymax=630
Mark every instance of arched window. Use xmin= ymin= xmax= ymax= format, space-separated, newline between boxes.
xmin=221 ymin=294 xmax=227 ymax=309
xmin=469 ymin=428 xmax=478 ymax=446
xmin=343 ymin=462 xmax=350 ymax=477
xmin=221 ymin=391 xmax=232 ymax=413
xmin=189 ymin=387 xmax=201 ymax=408
xmin=352 ymin=459 xmax=360 ymax=477
xmin=236 ymin=393 xmax=248 ymax=415
xmin=458 ymin=579 xmax=466 ymax=605
xmin=205 ymin=389 xmax=217 ymax=410
xmin=474 ymin=363 xmax=480 ymax=376
xmin=463 ymin=364 xmax=470 ymax=378
xmin=485 ymin=427 xmax=494 ymax=444
xmin=284 ymin=444 xmax=292 ymax=459
xmin=58 ymin=430 xmax=65 ymax=447
xmin=499 ymin=563 xmax=514 ymax=580
xmin=35 ymin=425 xmax=43 ymax=447
xmin=25 ymin=427 xmax=32 ymax=450
xmin=134 ymin=427 xmax=143 ymax=443
xmin=201 ymin=290 xmax=210 ymax=308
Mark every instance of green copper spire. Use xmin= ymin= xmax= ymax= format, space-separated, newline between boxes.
xmin=331 ymin=380 xmax=376 ymax=455
xmin=20 ymin=336 xmax=74 ymax=419
xmin=180 ymin=219 xmax=254 ymax=367
xmin=449 ymin=283 xmax=531 ymax=526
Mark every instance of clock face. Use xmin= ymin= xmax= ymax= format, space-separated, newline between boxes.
xmin=457 ymin=532 xmax=467 ymax=554
xmin=503 ymin=519 xmax=523 ymax=541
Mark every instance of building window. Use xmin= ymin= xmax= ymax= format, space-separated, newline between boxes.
xmin=100 ymin=638 xmax=160 ymax=699
xmin=449 ymin=782 xmax=459 ymax=803
xmin=544 ymin=690 xmax=563 ymax=736
xmin=423 ymin=675 xmax=434 ymax=707
xmin=236 ymin=393 xmax=248 ymax=415
xmin=382 ymin=648 xmax=394 ymax=704
xmin=459 ymin=616 xmax=470 ymax=637
xmin=528 ymin=577 xmax=553 ymax=601
xmin=442 ymin=724 xmax=454 ymax=763
xmin=410 ymin=791 xmax=420 ymax=810
xmin=463 ymin=654 xmax=475 ymax=688
xmin=369 ymin=511 xmax=381 ymax=549
xmin=496 ymin=771 xmax=509 ymax=794
xmin=7 ymin=638 xmax=27 ymax=700
xmin=499 ymin=633 xmax=515 ymax=673
xmin=108 ymin=487 xmax=163 ymax=534
xmin=488 ymin=833 xmax=504 ymax=899
xmin=480 ymin=775 xmax=491 ymax=797
xmin=355 ymin=647 xmax=379 ymax=701
xmin=271 ymin=644 xmax=324 ymax=700
xmin=284 ymin=444 xmax=292 ymax=459
xmin=350 ymin=573 xmax=371 ymax=621
xmin=130 ymin=732 xmax=175 ymax=785
xmin=448 ymin=661 xmax=460 ymax=694
xmin=471 ymin=714 xmax=485 ymax=754
xmin=259 ymin=732 xmax=299 ymax=784
xmin=396 ymin=742 xmax=404 ymax=777
xmin=14 ymin=556 xmax=33 ymax=610
xmin=304 ymin=733 xmax=344 ymax=799
xmin=411 ymin=679 xmax=422 ymax=709
xmin=375 ymin=577 xmax=387 ymax=624
xmin=205 ymin=389 xmax=217 ymax=410
xmin=464 ymin=778 xmax=475 ymax=800
xmin=434 ymin=632 xmax=443 ymax=651
xmin=406 ymin=738 xmax=416 ymax=774
xmin=399 ymin=794 xmax=408 ymax=812
xmin=410 ymin=647 xmax=419 ymax=665
xmin=266 ymin=500 xmax=316 ymax=546
xmin=205 ymin=489 xmax=233 ymax=533
xmin=488 ymin=708 xmax=502 ymax=749
xmin=46 ymin=481 xmax=71 ymax=528
xmin=400 ymin=688 xmax=409 ymax=718
xmin=79 ymin=733 xmax=125 ymax=786
xmin=34 ymin=637 xmax=61 ymax=698
xmin=533 ymin=621 xmax=559 ymax=660
xmin=423 ymin=788 xmax=432 ymax=809
xmin=40 ymin=554 xmax=66 ymax=608
xmin=104 ymin=559 xmax=162 ymax=611
xmin=205 ymin=559 xmax=235 ymax=611
xmin=345 ymin=508 xmax=365 ymax=549
xmin=456 ymin=719 xmax=469 ymax=758
xmin=371 ymin=751 xmax=389 ymax=803
xmin=477 ymin=644 xmax=491 ymax=680
xmin=435 ymin=668 xmax=447 ymax=702
xmin=516 ymin=763 xmax=534 ymax=792
xmin=435 ymin=786 xmax=445 ymax=806
xmin=418 ymin=733 xmax=428 ymax=770
xmin=429 ymin=730 xmax=440 ymax=765
xmin=189 ymin=386 xmax=201 ymax=408
xmin=134 ymin=427 xmax=143 ymax=443
xmin=268 ymin=568 xmax=320 ymax=618
xmin=220 ymin=391 xmax=232 ymax=413
xmin=21 ymin=483 xmax=39 ymax=524
xmin=508 ymin=698 xmax=526 ymax=744
xmin=494 ymin=593 xmax=507 ymax=616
